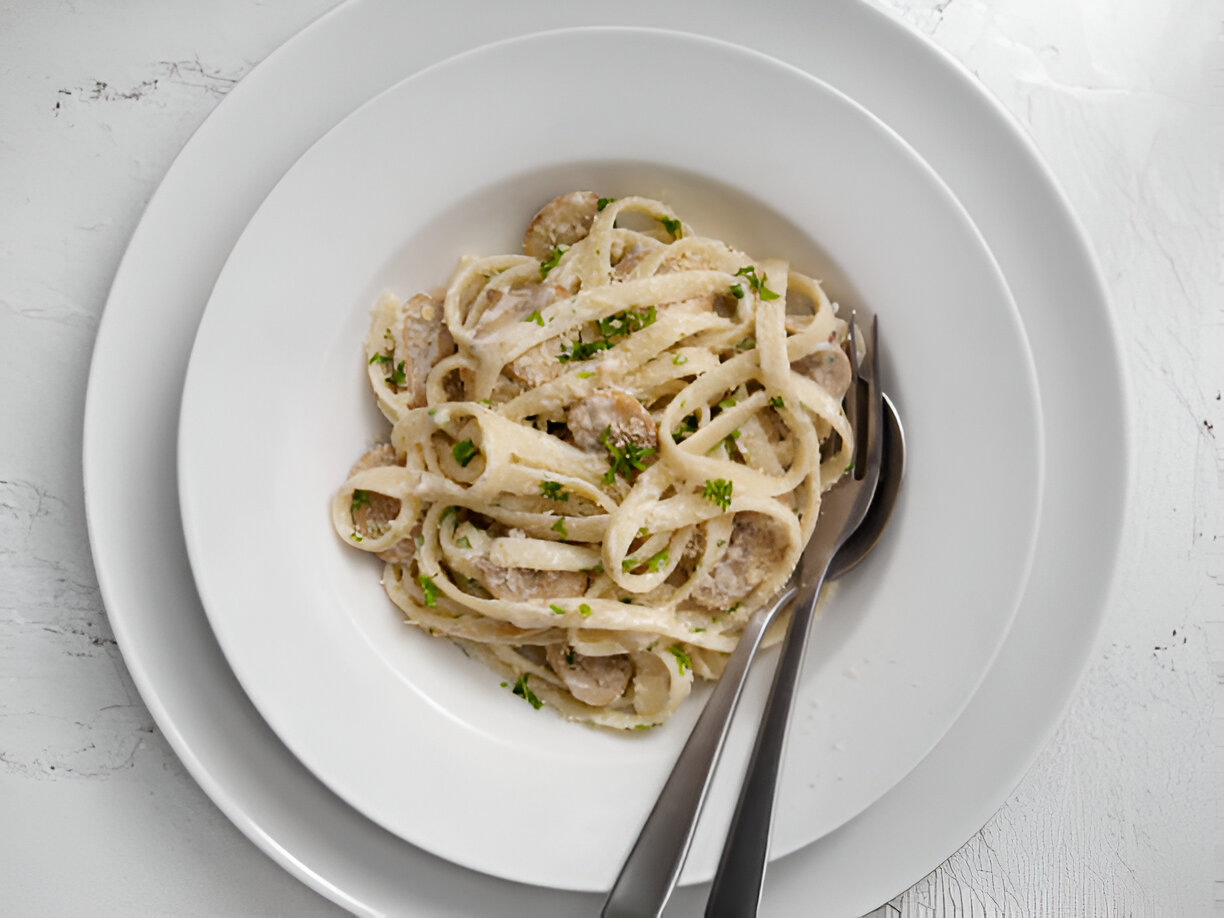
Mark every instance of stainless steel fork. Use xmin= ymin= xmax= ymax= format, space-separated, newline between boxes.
xmin=601 ymin=316 xmax=884 ymax=918
xmin=704 ymin=315 xmax=884 ymax=916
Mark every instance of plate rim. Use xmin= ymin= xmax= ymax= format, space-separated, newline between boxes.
xmin=83 ymin=1 xmax=1129 ymax=914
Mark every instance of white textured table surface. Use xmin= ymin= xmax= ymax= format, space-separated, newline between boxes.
xmin=1 ymin=1 xmax=1218 ymax=915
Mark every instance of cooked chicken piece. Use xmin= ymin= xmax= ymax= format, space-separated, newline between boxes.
xmin=476 ymin=281 xmax=568 ymax=333
xmin=346 ymin=445 xmax=417 ymax=564
xmin=522 ymin=191 xmax=601 ymax=259
xmin=567 ymin=389 xmax=657 ymax=453
xmin=689 ymin=512 xmax=789 ymax=610
xmin=397 ymin=293 xmax=456 ymax=407
xmin=474 ymin=559 xmax=589 ymax=601
xmin=506 ymin=340 xmax=570 ymax=388
xmin=793 ymin=346 xmax=852 ymax=401
xmin=545 ymin=643 xmax=632 ymax=707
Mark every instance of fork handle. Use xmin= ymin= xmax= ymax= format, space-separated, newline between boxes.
xmin=704 ymin=564 xmax=830 ymax=918
xmin=601 ymin=585 xmax=797 ymax=918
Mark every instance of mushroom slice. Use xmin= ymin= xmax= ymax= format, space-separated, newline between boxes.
xmin=546 ymin=643 xmax=632 ymax=707
xmin=522 ymin=191 xmax=601 ymax=259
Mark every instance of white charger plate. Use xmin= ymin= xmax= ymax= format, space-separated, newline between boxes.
xmin=177 ymin=27 xmax=1040 ymax=891
xmin=84 ymin=2 xmax=1128 ymax=915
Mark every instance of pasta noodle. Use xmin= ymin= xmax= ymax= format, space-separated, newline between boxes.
xmin=331 ymin=192 xmax=854 ymax=729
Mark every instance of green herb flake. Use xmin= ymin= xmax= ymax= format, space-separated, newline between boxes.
xmin=551 ymin=516 xmax=568 ymax=539
xmin=511 ymin=673 xmax=544 ymax=709
xmin=368 ymin=352 xmax=392 ymax=365
xmin=596 ymin=305 xmax=657 ymax=340
xmin=540 ymin=480 xmax=569 ymax=501
xmin=600 ymin=426 xmax=656 ymax=483
xmin=550 ymin=604 xmax=566 ymax=616
xmin=539 ymin=244 xmax=568 ymax=278
xmin=730 ymin=283 xmax=745 ymax=299
xmin=691 ymin=627 xmax=706 ymax=633
xmin=622 ymin=557 xmax=639 ymax=572
xmin=386 ymin=360 xmax=407 ymax=388
xmin=733 ymin=265 xmax=780 ymax=301
xmin=672 ymin=353 xmax=688 ymax=365
xmin=348 ymin=531 xmax=363 ymax=543
xmin=660 ymin=216 xmax=682 ymax=239
xmin=578 ymin=371 xmax=595 ymax=379
xmin=633 ymin=723 xmax=659 ymax=731
xmin=736 ymin=337 xmax=756 ymax=351
xmin=671 ymin=413 xmax=699 ymax=443
xmin=668 ymin=644 xmax=692 ymax=675
xmin=451 ymin=439 xmax=478 ymax=467
xmin=525 ymin=309 xmax=544 ymax=326
xmin=350 ymin=489 xmax=371 ymax=513
xmin=419 ymin=574 xmax=438 ymax=607
xmin=770 ymin=396 xmax=785 ymax=409
xmin=579 ymin=603 xmax=593 ymax=617
xmin=647 ymin=548 xmax=669 ymax=572
xmin=500 ymin=681 xmax=508 ymax=688
xmin=456 ymin=535 xmax=472 ymax=550
xmin=718 ymin=397 xmax=737 ymax=410
xmin=597 ymin=197 xmax=615 ymax=211
xmin=557 ymin=335 xmax=610 ymax=363
xmin=439 ymin=505 xmax=458 ymax=524
xmin=702 ymin=478 xmax=733 ymax=511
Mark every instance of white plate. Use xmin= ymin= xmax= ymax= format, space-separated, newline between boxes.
xmin=84 ymin=2 xmax=1128 ymax=915
xmin=177 ymin=27 xmax=1040 ymax=891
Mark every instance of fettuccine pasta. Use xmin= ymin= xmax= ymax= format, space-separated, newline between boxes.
xmin=332 ymin=192 xmax=854 ymax=729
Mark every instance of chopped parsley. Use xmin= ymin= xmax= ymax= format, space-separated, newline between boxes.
xmin=511 ymin=673 xmax=543 ymax=709
xmin=736 ymin=337 xmax=756 ymax=350
xmin=770 ymin=396 xmax=785 ymax=409
xmin=660 ymin=216 xmax=682 ymax=239
xmin=451 ymin=439 xmax=478 ymax=467
xmin=539 ymin=244 xmax=567 ymax=278
xmin=672 ymin=412 xmax=699 ymax=443
xmin=439 ymin=505 xmax=458 ymax=524
xmin=692 ymin=627 xmax=706 ymax=633
xmin=672 ymin=353 xmax=688 ymax=365
xmin=525 ymin=310 xmax=544 ymax=326
xmin=578 ymin=370 xmax=595 ymax=379
xmin=668 ymin=644 xmax=692 ymax=675
xmin=387 ymin=360 xmax=407 ymax=388
xmin=633 ymin=723 xmax=659 ymax=730
xmin=551 ymin=516 xmax=568 ymax=539
xmin=557 ymin=334 xmax=610 ymax=363
xmin=703 ymin=478 xmax=733 ymax=511
xmin=348 ymin=532 xmax=363 ymax=543
xmin=600 ymin=426 xmax=655 ymax=483
xmin=550 ymin=604 xmax=566 ymax=615
xmin=540 ymin=480 xmax=569 ymax=502
xmin=733 ymin=265 xmax=780 ymax=301
xmin=579 ymin=603 xmax=592 ymax=617
xmin=843 ymin=460 xmax=856 ymax=474
xmin=456 ymin=535 xmax=472 ymax=549
xmin=723 ymin=429 xmax=742 ymax=454
xmin=597 ymin=305 xmax=656 ymax=339
xmin=717 ymin=397 xmax=737 ymax=410
xmin=368 ymin=352 xmax=392 ymax=365
xmin=350 ymin=489 xmax=371 ymax=513
xmin=730 ymin=283 xmax=745 ymax=299
xmin=418 ymin=574 xmax=438 ymax=606
xmin=597 ymin=196 xmax=615 ymax=211
xmin=622 ymin=557 xmax=639 ymax=572
xmin=647 ymin=548 xmax=669 ymax=572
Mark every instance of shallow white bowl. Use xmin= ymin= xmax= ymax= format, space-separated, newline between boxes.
xmin=178 ymin=26 xmax=1042 ymax=891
